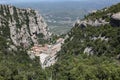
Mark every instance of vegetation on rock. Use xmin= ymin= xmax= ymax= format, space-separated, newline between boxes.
xmin=0 ymin=2 xmax=120 ymax=80
xmin=51 ymin=2 xmax=120 ymax=80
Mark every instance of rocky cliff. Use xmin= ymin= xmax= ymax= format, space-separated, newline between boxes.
xmin=0 ymin=5 xmax=50 ymax=48
xmin=0 ymin=4 xmax=53 ymax=79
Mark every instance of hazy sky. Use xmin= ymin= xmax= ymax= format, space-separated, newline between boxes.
xmin=0 ymin=0 xmax=86 ymax=2
xmin=0 ymin=0 xmax=87 ymax=1
xmin=0 ymin=0 xmax=109 ymax=3
xmin=0 ymin=0 xmax=120 ymax=3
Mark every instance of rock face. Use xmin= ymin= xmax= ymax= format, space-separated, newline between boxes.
xmin=0 ymin=5 xmax=50 ymax=48
xmin=75 ymin=18 xmax=109 ymax=28
xmin=110 ymin=12 xmax=120 ymax=27
xmin=111 ymin=12 xmax=120 ymax=20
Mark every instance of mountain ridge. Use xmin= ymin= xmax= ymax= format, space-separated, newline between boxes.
xmin=0 ymin=4 xmax=51 ymax=49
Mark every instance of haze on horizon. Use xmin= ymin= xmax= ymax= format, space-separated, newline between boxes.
xmin=1 ymin=0 xmax=88 ymax=3
xmin=0 ymin=0 xmax=120 ymax=3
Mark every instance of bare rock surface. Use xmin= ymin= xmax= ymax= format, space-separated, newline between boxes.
xmin=110 ymin=12 xmax=120 ymax=26
xmin=0 ymin=5 xmax=51 ymax=48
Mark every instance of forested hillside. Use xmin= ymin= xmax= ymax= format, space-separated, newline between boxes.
xmin=0 ymin=5 xmax=50 ymax=80
xmin=0 ymin=36 xmax=49 ymax=80
xmin=0 ymin=2 xmax=120 ymax=80
xmin=51 ymin=3 xmax=120 ymax=80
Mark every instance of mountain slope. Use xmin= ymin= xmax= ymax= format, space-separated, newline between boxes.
xmin=1 ymin=3 xmax=120 ymax=80
xmin=51 ymin=3 xmax=120 ymax=80
xmin=0 ymin=5 xmax=50 ymax=48
xmin=0 ymin=5 xmax=51 ymax=80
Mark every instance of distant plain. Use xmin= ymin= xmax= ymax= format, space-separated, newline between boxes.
xmin=9 ymin=0 xmax=120 ymax=34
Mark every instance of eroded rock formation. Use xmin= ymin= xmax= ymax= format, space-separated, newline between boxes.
xmin=0 ymin=5 xmax=51 ymax=48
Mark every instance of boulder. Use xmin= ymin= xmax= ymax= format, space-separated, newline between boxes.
xmin=110 ymin=12 xmax=120 ymax=27
xmin=75 ymin=20 xmax=87 ymax=28
xmin=83 ymin=47 xmax=94 ymax=56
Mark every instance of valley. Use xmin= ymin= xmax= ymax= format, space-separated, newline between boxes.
xmin=9 ymin=0 xmax=120 ymax=34
xmin=0 ymin=0 xmax=120 ymax=80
